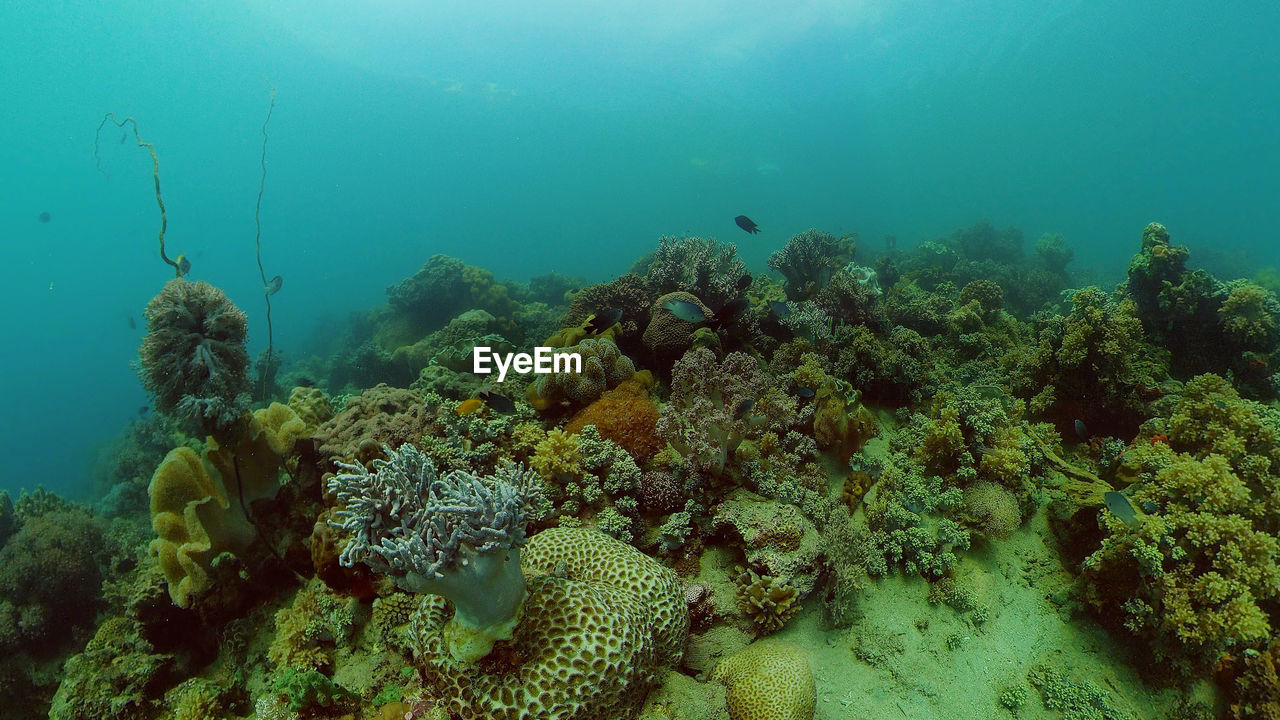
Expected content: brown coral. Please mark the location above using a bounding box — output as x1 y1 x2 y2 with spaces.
564 378 661 462
313 384 441 469
526 338 636 411
643 292 711 366
735 568 799 635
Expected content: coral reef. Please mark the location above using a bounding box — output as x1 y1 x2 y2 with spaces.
526 337 636 411
768 229 856 301
564 377 661 462
644 236 750 310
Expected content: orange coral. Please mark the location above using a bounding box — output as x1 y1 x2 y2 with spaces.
565 378 661 462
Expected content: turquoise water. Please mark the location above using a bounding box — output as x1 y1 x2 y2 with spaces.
2 0 1278 497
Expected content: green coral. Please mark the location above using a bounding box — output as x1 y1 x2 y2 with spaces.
1027 665 1132 720
271 667 355 713
1079 375 1280 678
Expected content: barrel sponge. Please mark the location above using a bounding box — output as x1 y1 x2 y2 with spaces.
710 639 815 720
416 528 689 720
522 527 688 663
148 446 254 607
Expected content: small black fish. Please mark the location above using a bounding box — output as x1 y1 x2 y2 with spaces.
265 275 283 296
663 299 706 322
138 405 150 416
796 386 816 398
734 215 760 234
127 315 136 330
296 377 316 388
769 300 790 318
1073 419 1089 441
478 391 516 414
1214 400 1227 409
38 211 51 223
713 298 749 326
586 307 623 335
733 397 754 420
1140 500 1159 513
120 131 127 145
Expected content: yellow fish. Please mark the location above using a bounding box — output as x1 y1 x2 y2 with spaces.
456 398 483 416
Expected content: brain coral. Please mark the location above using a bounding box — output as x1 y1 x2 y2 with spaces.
710 639 815 720
138 278 250 433
414 527 688 720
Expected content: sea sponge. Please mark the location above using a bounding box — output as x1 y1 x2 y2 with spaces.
710 639 815 720
526 337 636 411
565 378 661 462
414 527 689 720
138 278 250 433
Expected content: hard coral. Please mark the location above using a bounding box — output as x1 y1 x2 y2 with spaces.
138 278 250 434
710 639 815 720
526 337 636 412
768 229 855 301
643 292 712 368
414 527 688 720
644 236 750 310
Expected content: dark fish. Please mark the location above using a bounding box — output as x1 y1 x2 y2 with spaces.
265 275 283 296
478 391 516 414
127 315 136 330
120 131 127 144
734 215 760 234
733 398 754 420
663 299 706 322
586 307 623 334
769 300 790 318
1214 400 1227 409
176 254 191 276
713 298 749 326
1140 500 1159 513
736 274 753 291
796 386 816 398
138 405 149 416
38 211 51 223
1104 491 1140 527
1073 419 1088 441
296 377 316 388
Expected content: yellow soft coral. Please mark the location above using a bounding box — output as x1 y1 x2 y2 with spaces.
529 429 582 480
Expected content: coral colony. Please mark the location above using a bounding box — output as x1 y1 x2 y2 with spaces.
11 223 1280 720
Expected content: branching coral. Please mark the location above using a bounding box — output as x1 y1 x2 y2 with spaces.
768 229 855 301
644 235 750 310
328 445 538 662
138 278 250 434
656 348 796 477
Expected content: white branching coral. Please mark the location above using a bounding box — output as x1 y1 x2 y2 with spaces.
328 445 538 662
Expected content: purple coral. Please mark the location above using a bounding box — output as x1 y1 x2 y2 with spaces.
328 446 537 661
656 348 796 475
138 278 250 433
